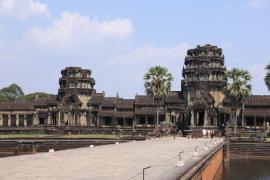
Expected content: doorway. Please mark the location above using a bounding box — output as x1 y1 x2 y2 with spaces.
198 112 204 126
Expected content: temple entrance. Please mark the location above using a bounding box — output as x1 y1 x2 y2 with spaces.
148 116 154 125
116 118 124 126
256 117 264 126
246 117 254 126
11 115 16 126
2 115 8 126
104 117 112 125
198 112 204 126
39 118 45 125
139 117 145 124
26 115 33 126
126 118 133 126
19 115 24 126
51 112 57 126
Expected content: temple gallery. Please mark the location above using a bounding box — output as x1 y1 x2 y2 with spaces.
0 44 268 131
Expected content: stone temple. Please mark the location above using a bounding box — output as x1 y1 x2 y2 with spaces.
0 44 269 132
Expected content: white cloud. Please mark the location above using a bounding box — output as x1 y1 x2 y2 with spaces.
111 43 188 65
0 0 50 20
1 12 188 97
248 0 269 8
23 12 134 49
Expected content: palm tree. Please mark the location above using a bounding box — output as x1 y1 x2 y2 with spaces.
225 68 252 133
144 66 173 133
264 64 270 90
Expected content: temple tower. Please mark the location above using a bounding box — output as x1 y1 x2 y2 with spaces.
58 67 96 108
181 44 226 127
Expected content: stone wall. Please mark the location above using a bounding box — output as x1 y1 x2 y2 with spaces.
179 144 224 180
194 146 224 180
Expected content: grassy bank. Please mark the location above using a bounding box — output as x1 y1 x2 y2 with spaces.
61 134 118 139
0 133 118 139
0 133 46 138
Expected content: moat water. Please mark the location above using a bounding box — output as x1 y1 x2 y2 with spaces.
222 158 270 180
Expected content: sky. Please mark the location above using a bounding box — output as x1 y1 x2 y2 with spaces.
0 0 270 98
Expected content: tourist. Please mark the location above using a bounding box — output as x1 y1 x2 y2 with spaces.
207 129 211 138
202 129 207 138
211 130 214 138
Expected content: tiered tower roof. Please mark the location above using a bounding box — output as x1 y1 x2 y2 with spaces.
58 67 96 98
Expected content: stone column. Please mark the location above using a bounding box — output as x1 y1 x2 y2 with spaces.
68 111 72 126
80 113 87 126
58 112 61 125
145 115 148 127
254 116 257 127
47 112 51 125
33 113 38 125
133 116 137 130
165 111 170 123
241 113 245 127
214 116 218 126
263 116 266 129
196 112 199 126
124 117 127 126
16 114 19 126
63 111 68 125
97 114 100 126
24 115 27 126
204 110 208 127
191 109 195 127
8 114 11 126
0 113 2 126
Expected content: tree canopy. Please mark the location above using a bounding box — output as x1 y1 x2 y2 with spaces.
0 84 49 102
144 66 173 103
225 68 252 103
264 64 270 91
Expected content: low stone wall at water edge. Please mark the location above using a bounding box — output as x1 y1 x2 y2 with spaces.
179 143 224 180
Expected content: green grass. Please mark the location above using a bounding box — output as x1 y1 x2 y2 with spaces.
0 133 47 138
0 133 118 139
61 134 118 139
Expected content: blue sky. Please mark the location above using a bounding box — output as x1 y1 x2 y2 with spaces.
0 0 270 98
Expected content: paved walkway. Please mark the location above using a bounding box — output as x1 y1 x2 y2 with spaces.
0 137 223 180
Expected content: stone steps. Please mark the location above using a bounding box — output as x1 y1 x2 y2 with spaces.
227 140 270 157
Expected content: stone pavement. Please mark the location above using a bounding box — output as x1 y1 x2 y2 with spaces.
0 137 223 180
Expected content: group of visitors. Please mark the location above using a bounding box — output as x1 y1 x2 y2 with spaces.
202 129 215 138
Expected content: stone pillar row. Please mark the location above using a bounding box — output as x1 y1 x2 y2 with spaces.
0 113 2 126
0 113 36 127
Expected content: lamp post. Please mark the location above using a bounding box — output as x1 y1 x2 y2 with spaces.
143 166 151 180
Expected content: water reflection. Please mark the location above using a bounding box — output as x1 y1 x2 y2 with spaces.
222 158 270 180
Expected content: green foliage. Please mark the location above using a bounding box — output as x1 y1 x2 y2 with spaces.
0 83 24 101
22 92 50 102
0 92 10 102
264 64 270 91
0 84 49 102
225 68 252 105
225 68 252 133
144 66 173 103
